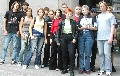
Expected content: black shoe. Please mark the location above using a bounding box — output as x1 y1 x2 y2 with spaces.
112 66 116 72
91 67 96 72
61 70 68 74
0 61 4 65
70 71 74 76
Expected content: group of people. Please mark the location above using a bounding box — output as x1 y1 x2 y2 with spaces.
0 1 118 76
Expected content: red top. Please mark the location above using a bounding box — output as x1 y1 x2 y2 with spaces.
50 18 62 34
73 15 80 22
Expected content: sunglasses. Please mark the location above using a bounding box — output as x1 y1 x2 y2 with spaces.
107 10 112 11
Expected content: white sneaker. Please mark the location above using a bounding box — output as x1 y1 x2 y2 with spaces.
106 72 111 76
35 65 39 69
22 65 27 69
98 71 104 75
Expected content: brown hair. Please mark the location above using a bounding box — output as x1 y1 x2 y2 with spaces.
22 2 29 6
26 8 32 17
55 9 62 17
65 8 73 14
107 6 113 11
44 7 49 11
98 1 108 9
49 10 55 14
61 3 67 7
11 1 20 12
75 5 81 8
37 8 45 15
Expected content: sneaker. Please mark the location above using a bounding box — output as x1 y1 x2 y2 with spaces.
79 70 83 74
35 65 39 69
41 64 44 68
86 71 90 74
17 63 22 66
98 71 104 75
0 61 4 65
106 72 111 76
22 65 27 69
56 68 59 71
11 60 16 65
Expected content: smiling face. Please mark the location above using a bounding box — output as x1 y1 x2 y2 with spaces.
13 3 19 10
37 8 45 18
48 11 54 19
26 8 32 17
82 8 89 16
75 6 81 15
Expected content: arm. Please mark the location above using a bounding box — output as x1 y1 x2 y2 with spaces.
29 18 34 37
19 17 25 39
44 22 47 40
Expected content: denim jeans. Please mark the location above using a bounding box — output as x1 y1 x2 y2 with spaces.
23 36 44 65
97 40 112 72
18 34 30 63
16 35 21 61
78 31 93 71
1 33 18 61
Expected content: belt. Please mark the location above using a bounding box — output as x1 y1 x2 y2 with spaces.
62 33 72 35
83 29 89 32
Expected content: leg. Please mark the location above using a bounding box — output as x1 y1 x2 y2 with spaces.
104 41 112 72
58 45 63 70
85 35 93 71
34 37 44 65
49 39 57 70
11 34 18 61
43 36 50 66
1 34 11 61
97 40 105 72
78 36 85 71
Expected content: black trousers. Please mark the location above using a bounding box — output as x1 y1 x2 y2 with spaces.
90 40 97 68
49 35 63 70
60 35 75 71
43 36 50 66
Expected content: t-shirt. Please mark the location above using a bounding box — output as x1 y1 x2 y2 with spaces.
96 13 116 40
4 11 21 33
63 19 72 33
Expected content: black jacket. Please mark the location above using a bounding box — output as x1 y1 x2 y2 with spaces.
55 19 78 43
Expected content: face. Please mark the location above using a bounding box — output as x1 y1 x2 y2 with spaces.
82 8 89 16
66 12 73 19
107 8 112 13
99 3 107 11
55 10 61 17
62 5 67 12
14 3 19 10
45 10 49 15
75 6 81 14
22 5 28 10
90 11 97 17
48 11 54 19
38 10 44 17
26 9 32 16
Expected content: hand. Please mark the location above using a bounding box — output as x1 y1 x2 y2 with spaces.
72 39 76 43
50 39 52 44
21 34 25 40
44 39 47 44
31 36 35 40
57 43 60 46
4 31 8 36
108 38 112 44
16 31 19 37
83 25 88 29
113 38 117 44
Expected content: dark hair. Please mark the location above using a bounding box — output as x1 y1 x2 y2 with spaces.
61 3 67 7
55 9 62 18
44 7 49 11
22 2 29 6
11 1 20 12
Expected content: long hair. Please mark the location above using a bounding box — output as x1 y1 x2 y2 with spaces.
55 9 62 18
11 1 20 12
26 8 33 17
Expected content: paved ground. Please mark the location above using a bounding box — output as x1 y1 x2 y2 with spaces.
0 51 120 76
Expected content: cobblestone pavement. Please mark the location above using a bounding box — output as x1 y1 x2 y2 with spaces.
0 52 120 76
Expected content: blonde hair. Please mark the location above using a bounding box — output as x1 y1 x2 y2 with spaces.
107 6 113 11
37 8 45 15
98 1 108 9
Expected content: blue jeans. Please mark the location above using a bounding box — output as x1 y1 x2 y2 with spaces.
78 31 93 71
1 33 18 61
18 35 30 63
16 35 21 61
97 40 112 72
23 36 44 65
